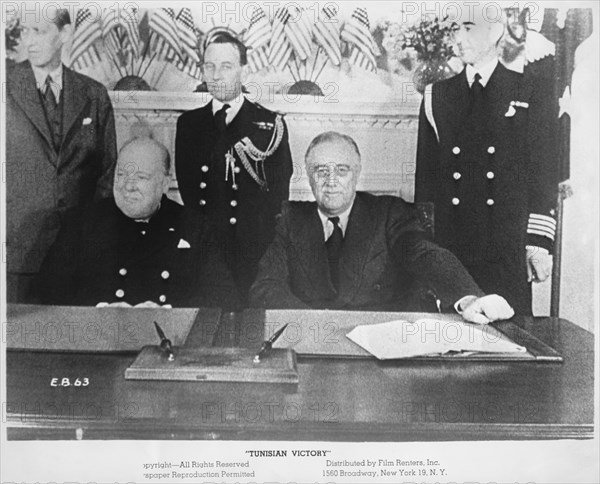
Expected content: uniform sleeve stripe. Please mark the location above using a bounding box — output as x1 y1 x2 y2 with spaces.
529 219 557 229
529 214 557 226
527 228 555 240
528 221 556 232
527 228 554 240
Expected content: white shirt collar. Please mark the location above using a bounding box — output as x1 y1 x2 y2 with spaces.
32 63 63 102
466 58 498 88
212 95 245 125
318 200 355 241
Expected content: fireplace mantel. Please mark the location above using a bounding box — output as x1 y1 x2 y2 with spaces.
111 91 421 202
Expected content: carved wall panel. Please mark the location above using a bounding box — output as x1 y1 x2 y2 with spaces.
112 92 420 202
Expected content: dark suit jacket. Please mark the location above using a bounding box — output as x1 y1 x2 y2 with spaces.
37 197 239 309
6 61 117 278
250 192 484 311
175 98 293 300
415 63 559 314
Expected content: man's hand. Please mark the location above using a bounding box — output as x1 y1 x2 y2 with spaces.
526 245 553 283
458 294 515 324
96 301 132 308
134 300 161 308
134 301 172 308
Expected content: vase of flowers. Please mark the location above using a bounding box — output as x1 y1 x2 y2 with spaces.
401 15 459 93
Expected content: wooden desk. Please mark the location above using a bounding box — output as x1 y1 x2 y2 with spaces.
4 307 594 441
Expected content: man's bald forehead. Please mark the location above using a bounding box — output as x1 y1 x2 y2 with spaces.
119 137 170 173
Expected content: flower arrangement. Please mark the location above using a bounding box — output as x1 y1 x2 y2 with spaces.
400 15 459 62
5 17 22 54
372 20 413 74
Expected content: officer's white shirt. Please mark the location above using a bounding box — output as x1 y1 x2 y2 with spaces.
465 58 498 88
212 95 245 125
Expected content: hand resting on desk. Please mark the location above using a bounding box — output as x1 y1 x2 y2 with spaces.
96 301 173 309
457 294 515 324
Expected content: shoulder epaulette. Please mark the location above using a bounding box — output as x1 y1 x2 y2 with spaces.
254 101 286 117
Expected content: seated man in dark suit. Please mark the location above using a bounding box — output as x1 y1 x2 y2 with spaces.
37 137 238 309
250 132 514 324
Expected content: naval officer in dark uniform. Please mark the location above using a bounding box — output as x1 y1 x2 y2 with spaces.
415 11 558 315
175 32 293 302
37 138 238 309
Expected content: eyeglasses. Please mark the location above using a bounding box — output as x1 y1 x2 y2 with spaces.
310 164 353 179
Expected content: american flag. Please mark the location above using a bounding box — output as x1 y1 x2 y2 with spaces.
268 8 293 71
175 9 200 63
283 4 313 61
341 7 377 72
313 4 341 66
148 8 183 61
70 8 102 70
101 7 121 59
119 4 140 58
244 6 271 73
171 8 201 78
101 6 140 60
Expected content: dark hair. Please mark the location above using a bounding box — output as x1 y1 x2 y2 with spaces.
204 32 248 66
51 8 71 29
305 131 362 162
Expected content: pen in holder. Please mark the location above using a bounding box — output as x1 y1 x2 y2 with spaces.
154 321 175 361
254 323 289 364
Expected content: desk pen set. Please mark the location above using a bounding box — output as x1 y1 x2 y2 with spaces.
125 322 299 384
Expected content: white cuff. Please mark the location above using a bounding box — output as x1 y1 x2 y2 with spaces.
526 245 550 255
454 295 478 314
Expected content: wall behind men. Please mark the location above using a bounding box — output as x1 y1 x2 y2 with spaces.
112 91 421 202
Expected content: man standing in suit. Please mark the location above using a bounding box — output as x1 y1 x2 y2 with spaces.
175 32 293 303
251 132 514 324
37 138 238 309
415 10 558 315
5 7 117 302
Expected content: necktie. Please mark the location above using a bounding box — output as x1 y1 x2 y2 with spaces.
213 103 231 164
470 72 483 112
43 75 61 151
44 75 58 109
214 103 230 133
326 216 344 291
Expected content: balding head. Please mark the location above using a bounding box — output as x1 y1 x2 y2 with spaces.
113 138 171 219
118 137 171 174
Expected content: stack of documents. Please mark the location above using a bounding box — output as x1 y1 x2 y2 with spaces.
346 319 526 359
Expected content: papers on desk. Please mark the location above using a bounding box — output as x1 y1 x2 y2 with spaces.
346 319 526 359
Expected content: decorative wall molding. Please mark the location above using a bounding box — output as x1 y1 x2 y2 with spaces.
112 92 421 202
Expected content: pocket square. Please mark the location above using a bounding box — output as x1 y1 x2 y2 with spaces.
177 238 191 249
82 117 92 125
